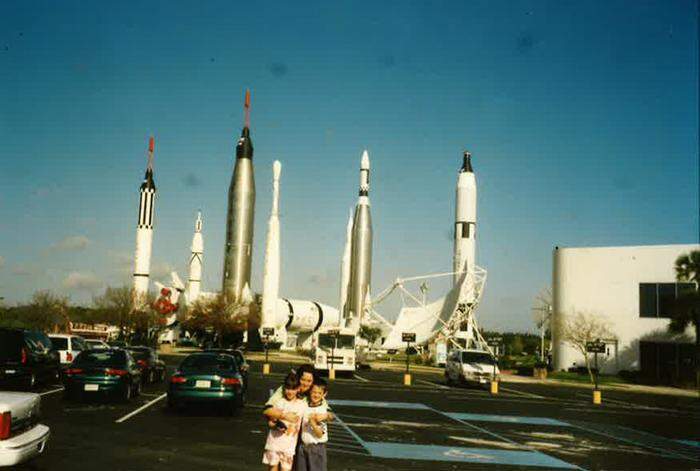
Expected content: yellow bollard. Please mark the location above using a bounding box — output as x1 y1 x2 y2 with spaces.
263 363 270 375
329 368 336 381
404 373 412 386
490 380 499 395
592 389 602 405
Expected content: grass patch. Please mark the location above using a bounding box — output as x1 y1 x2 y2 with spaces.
548 371 633 385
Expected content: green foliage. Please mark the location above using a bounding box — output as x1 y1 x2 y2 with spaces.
181 293 248 346
0 291 70 332
358 324 382 345
668 250 700 335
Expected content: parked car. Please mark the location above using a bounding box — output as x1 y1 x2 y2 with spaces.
85 339 111 350
107 340 128 349
0 328 60 390
125 347 166 384
62 349 141 402
48 334 89 368
168 353 245 413
445 349 499 387
204 348 249 391
0 392 50 467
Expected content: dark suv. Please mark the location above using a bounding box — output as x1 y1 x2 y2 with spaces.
0 328 61 390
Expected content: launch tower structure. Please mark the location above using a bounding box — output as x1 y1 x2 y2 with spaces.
187 211 204 303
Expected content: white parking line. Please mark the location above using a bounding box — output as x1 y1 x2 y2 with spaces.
416 379 449 390
499 386 545 399
115 393 167 424
353 374 369 383
39 387 65 396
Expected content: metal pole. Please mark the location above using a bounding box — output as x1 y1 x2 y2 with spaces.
265 336 269 364
594 352 598 390
406 342 410 374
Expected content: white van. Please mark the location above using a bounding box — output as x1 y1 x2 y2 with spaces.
48 334 88 367
0 392 50 466
445 349 499 386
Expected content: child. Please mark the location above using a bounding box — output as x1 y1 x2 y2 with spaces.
296 378 329 471
262 372 307 471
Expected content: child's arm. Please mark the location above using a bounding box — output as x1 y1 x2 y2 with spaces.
309 414 325 439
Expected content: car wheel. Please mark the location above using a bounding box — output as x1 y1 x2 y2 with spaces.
148 371 155 384
134 381 142 397
445 372 453 386
159 370 165 382
236 390 246 408
26 373 37 390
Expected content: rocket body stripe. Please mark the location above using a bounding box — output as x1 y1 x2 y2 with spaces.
453 152 477 289
222 94 256 302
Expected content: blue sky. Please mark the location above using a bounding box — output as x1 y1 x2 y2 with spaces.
0 0 697 332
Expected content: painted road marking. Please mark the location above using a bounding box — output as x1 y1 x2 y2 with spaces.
499 386 545 399
445 413 570 427
353 374 369 382
39 387 65 396
417 379 449 390
329 399 431 410
676 440 700 448
115 393 167 424
363 442 579 468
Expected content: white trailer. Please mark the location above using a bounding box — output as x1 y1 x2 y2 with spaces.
314 327 357 373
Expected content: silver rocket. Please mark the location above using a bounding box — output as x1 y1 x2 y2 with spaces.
222 90 256 302
187 211 203 303
261 161 281 331
453 151 477 292
344 150 373 331
133 136 156 303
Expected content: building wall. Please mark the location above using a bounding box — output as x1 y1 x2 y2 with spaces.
552 244 698 374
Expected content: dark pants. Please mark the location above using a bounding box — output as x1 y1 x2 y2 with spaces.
294 443 327 471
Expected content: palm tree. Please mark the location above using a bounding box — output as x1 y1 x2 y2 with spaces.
669 250 700 388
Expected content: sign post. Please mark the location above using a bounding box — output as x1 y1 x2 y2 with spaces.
487 336 502 395
402 333 416 386
586 339 606 404
327 329 339 381
262 327 275 375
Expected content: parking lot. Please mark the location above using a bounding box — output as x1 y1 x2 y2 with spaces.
14 353 700 470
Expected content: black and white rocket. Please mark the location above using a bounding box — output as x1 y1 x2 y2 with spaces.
187 211 203 303
222 90 256 303
344 150 373 331
453 151 477 298
133 136 156 301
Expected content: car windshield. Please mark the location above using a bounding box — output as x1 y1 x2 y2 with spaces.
74 350 127 368
319 334 355 349
127 350 149 361
50 337 68 350
181 354 237 372
461 352 495 364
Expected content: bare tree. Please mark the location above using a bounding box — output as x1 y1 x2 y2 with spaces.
560 311 615 384
19 290 71 332
531 287 552 363
182 293 247 347
93 286 136 339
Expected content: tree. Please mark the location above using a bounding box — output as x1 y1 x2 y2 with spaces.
560 311 615 384
181 293 247 347
93 286 138 339
669 250 700 387
359 324 382 346
532 287 553 362
25 290 71 332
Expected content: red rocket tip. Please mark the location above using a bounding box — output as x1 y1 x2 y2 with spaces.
244 89 251 128
245 89 250 109
148 136 155 153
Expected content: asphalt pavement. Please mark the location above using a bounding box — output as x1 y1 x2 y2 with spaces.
11 353 700 471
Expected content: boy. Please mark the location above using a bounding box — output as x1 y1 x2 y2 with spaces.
296 378 329 471
263 372 307 471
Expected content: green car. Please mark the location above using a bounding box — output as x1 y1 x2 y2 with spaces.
168 353 245 413
62 349 142 402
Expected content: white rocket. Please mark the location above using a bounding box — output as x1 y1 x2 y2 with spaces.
453 151 477 292
339 210 353 318
261 161 282 331
133 136 156 302
344 150 373 331
187 211 204 303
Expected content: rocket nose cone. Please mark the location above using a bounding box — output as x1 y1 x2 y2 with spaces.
273 160 282 179
361 150 370 169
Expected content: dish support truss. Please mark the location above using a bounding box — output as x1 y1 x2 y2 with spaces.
369 265 492 353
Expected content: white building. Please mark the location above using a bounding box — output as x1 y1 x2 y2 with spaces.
552 244 698 377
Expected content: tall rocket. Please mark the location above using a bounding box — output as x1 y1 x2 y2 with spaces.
260 161 281 331
187 211 204 303
339 210 353 318
133 136 156 301
453 151 477 288
222 90 256 302
344 150 373 331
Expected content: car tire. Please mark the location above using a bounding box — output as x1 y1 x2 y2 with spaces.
149 370 155 384
159 370 165 382
445 373 453 386
134 381 141 397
